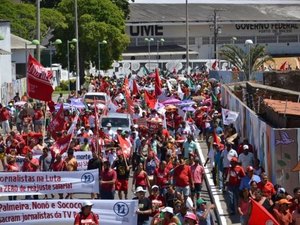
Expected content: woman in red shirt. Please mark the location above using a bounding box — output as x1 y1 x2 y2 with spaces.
74 200 99 225
154 161 169 194
132 162 150 192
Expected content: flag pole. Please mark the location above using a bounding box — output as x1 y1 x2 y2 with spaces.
42 101 48 145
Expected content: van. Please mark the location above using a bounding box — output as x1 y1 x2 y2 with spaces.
100 113 133 132
83 92 109 105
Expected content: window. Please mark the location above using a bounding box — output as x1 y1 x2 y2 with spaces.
278 35 298 43
257 36 277 43
202 37 210 44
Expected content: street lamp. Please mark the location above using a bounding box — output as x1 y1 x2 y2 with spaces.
49 39 62 70
145 37 154 71
156 38 165 68
232 37 237 45
25 39 40 75
245 39 253 80
98 40 107 73
67 38 77 93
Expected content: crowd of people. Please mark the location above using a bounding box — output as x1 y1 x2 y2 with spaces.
0 70 299 225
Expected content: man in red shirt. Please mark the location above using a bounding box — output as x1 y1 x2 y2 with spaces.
257 173 276 199
22 151 39 200
226 157 245 215
173 155 194 200
100 160 116 199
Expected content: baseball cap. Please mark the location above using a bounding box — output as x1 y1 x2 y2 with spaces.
82 200 93 207
106 123 112 127
196 198 207 206
151 185 159 190
117 127 123 131
231 157 238 162
184 212 197 221
277 199 292 205
161 206 174 214
246 166 254 172
243 145 249 150
135 186 146 193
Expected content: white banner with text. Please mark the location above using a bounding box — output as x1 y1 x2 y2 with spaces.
0 169 99 196
0 199 138 225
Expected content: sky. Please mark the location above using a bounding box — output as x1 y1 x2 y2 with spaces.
132 0 300 4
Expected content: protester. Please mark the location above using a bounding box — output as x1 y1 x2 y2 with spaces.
134 186 152 225
74 200 99 225
100 159 116 199
196 198 215 225
87 151 102 199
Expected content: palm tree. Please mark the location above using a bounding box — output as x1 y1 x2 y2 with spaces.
219 44 273 80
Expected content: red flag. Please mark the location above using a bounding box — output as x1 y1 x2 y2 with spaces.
248 199 279 225
117 134 131 158
27 54 54 101
212 60 218 70
132 79 139 96
48 104 65 139
154 68 162 96
144 90 157 109
279 61 287 71
213 130 221 146
51 134 72 156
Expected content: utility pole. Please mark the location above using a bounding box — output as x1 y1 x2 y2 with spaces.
213 9 218 60
185 0 189 75
75 0 80 91
36 0 41 62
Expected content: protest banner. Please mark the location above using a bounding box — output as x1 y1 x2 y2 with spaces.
0 169 99 196
0 199 138 225
16 151 93 171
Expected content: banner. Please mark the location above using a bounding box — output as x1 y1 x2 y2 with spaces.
221 108 239 125
16 151 93 171
27 54 54 101
0 169 99 196
0 199 138 225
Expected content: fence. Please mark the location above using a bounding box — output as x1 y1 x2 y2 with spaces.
1 78 27 106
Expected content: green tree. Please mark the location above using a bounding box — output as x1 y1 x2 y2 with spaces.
219 44 273 80
0 0 65 40
111 0 135 19
53 0 129 82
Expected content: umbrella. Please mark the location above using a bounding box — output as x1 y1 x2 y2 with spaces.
162 98 181 105
177 100 196 107
182 106 195 112
14 101 27 107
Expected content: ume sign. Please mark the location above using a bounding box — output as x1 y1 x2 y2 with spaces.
130 25 163 36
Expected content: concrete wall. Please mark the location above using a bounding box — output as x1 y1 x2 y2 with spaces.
222 84 300 194
264 71 300 92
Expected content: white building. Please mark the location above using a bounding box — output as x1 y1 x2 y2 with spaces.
124 3 300 61
0 20 12 84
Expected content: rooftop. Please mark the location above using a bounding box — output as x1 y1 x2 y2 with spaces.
128 4 300 23
263 99 300 116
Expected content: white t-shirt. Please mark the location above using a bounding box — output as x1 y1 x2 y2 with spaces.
222 148 238 168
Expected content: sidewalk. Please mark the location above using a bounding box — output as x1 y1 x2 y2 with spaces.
198 140 241 225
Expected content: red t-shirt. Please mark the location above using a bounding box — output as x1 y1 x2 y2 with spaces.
166 161 173 172
149 194 165 217
154 168 169 187
173 164 192 187
19 146 31 156
74 212 99 225
257 181 276 198
52 160 66 171
101 169 116 191
6 163 19 172
22 158 39 172
0 108 10 121
34 110 43 120
228 165 245 186
134 171 148 187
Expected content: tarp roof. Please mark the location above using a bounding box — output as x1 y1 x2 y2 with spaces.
263 99 300 116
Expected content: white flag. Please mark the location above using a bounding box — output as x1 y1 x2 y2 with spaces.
222 108 239 125
177 84 184 100
67 113 79 135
